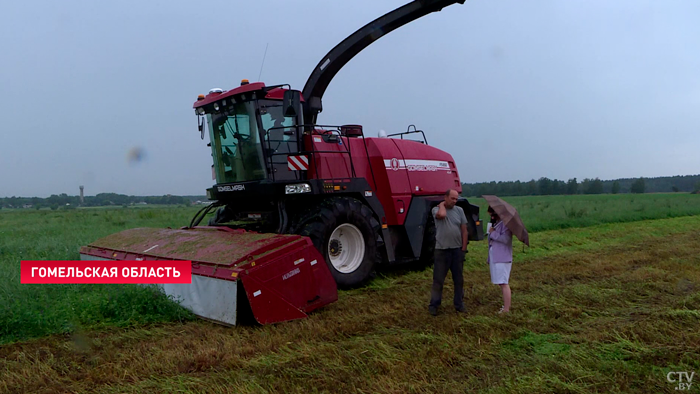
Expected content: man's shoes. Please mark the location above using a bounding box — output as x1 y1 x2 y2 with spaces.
455 305 467 313
429 306 438 316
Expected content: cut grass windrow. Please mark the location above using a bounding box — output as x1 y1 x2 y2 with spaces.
1 215 698 393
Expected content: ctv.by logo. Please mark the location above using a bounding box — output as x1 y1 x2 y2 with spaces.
667 371 694 391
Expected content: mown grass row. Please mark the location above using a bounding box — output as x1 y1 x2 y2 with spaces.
1 193 699 345
1 215 698 393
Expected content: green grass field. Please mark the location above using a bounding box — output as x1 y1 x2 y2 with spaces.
1 194 699 393
0 206 202 344
468 193 700 232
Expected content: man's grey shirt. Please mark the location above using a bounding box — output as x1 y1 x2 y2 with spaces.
431 205 467 249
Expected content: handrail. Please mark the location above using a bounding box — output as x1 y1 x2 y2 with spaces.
263 123 382 183
387 124 429 144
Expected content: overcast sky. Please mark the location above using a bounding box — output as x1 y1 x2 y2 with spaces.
1 0 698 198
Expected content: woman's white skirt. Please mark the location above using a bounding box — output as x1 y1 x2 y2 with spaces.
489 247 512 284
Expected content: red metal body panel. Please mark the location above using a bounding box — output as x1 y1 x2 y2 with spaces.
241 243 336 324
240 274 308 323
305 133 358 180
79 226 337 325
264 87 305 101
391 138 462 195
366 138 412 225
304 133 461 226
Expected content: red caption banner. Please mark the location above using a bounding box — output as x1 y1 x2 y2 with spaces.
20 261 192 284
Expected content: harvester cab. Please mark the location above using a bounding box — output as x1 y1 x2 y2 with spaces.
80 0 484 327
194 82 305 189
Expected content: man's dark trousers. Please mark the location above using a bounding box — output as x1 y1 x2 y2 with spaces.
429 248 465 309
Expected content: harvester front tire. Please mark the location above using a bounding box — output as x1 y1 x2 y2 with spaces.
208 206 233 226
298 197 381 289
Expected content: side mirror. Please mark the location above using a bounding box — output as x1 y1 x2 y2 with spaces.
283 90 301 117
198 116 206 140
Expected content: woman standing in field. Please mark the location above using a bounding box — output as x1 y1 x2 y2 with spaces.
487 206 513 313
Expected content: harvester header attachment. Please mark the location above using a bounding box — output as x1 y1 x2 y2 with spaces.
80 227 338 326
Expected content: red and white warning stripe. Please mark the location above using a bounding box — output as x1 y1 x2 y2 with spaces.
288 155 309 171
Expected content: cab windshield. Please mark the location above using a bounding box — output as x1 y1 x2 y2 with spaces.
208 101 267 183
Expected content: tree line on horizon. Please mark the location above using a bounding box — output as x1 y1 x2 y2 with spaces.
462 174 700 197
0 193 208 210
2 174 700 210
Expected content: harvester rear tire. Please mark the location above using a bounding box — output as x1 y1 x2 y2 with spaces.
298 197 382 289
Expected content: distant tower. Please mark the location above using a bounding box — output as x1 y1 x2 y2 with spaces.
79 185 84 204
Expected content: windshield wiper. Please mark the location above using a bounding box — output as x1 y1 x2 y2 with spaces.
231 114 246 170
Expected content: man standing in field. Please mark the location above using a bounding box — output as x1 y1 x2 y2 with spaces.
428 189 469 316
